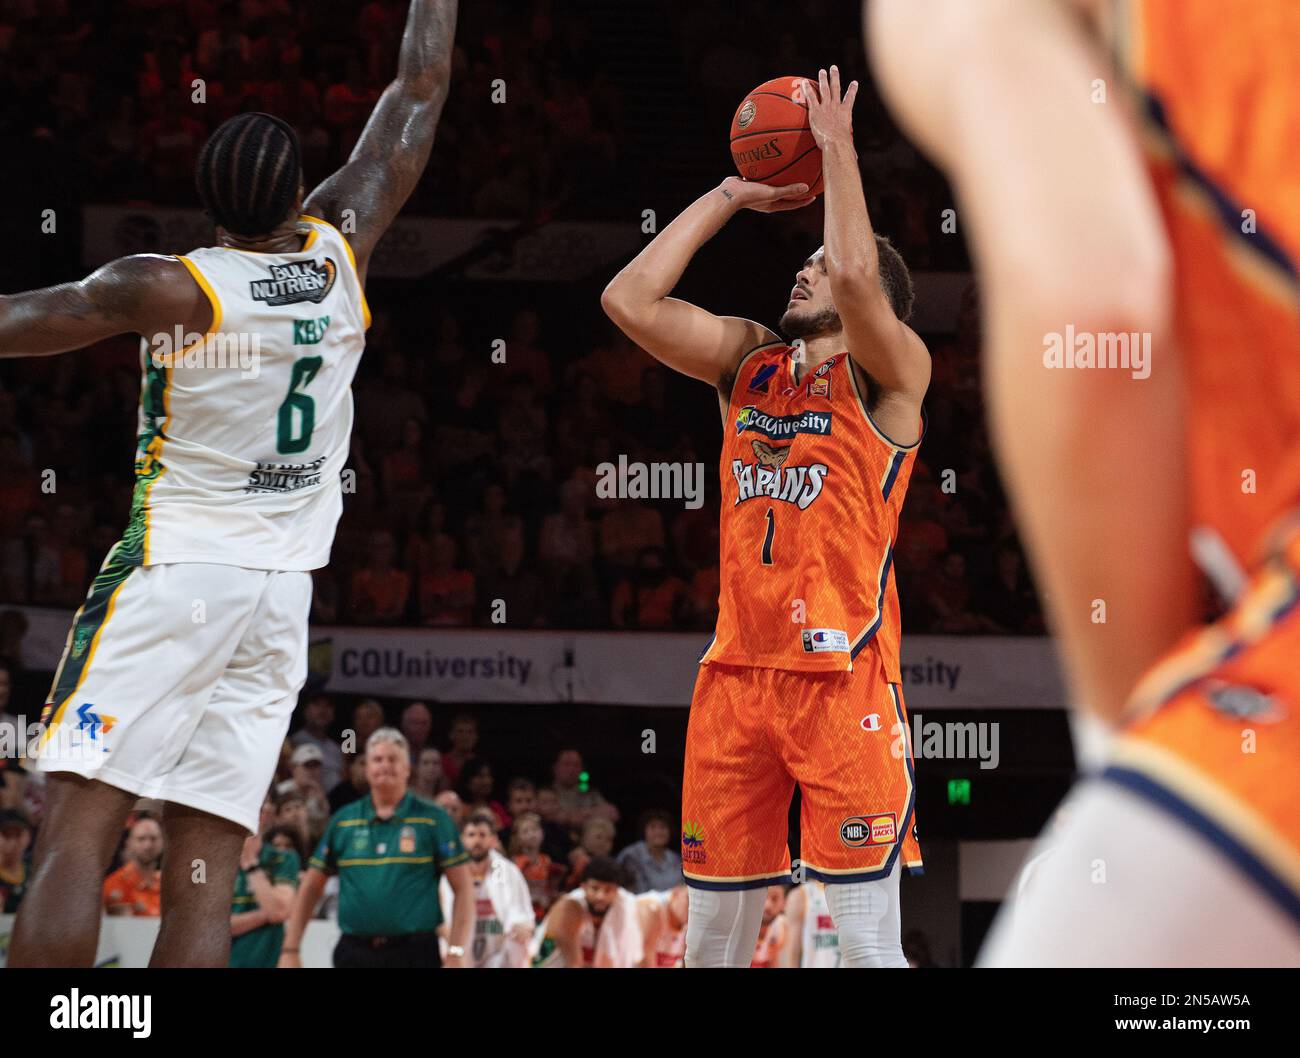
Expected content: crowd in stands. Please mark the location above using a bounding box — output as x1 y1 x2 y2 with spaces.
0 0 621 222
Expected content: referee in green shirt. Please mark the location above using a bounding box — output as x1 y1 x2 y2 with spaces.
280 728 474 968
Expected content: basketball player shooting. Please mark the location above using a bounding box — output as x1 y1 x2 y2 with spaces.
869 0 1300 963
0 0 463 968
603 66 930 968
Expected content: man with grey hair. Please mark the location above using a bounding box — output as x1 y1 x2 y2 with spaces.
280 728 474 968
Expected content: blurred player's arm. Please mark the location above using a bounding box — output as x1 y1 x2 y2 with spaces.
635 895 665 968
542 895 585 968
303 0 458 281
867 0 1197 724
443 861 474 967
601 178 810 397
805 67 929 444
0 255 207 359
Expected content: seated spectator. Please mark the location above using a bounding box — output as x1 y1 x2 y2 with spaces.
599 501 666 576
276 746 331 844
418 536 474 626
455 756 509 830
610 547 690 630
290 693 345 793
103 816 164 917
441 713 478 788
0 808 32 912
347 530 410 624
565 815 617 889
382 416 434 526
499 779 571 863
265 824 307 869
922 552 986 634
274 790 312 855
474 523 545 628
549 749 618 833
350 698 386 753
412 746 446 798
400 701 434 762
616 809 683 894
434 790 464 829
328 753 370 814
509 811 562 920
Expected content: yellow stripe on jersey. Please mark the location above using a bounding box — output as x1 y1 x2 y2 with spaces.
299 214 371 329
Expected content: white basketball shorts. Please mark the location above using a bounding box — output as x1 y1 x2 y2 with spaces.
31 554 311 834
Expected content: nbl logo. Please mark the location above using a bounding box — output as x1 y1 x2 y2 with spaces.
840 813 896 848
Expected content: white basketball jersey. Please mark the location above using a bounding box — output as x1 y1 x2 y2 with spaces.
801 882 842 968
129 215 369 571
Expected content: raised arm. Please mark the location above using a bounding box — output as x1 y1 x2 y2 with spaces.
303 0 458 280
802 67 929 441
600 177 811 403
0 255 207 360
866 0 1195 724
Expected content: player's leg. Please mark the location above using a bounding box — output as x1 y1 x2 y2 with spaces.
681 663 794 967
150 568 311 966
789 664 915 967
8 773 137 966
150 801 247 967
685 887 770 968
822 862 908 968
979 777 1300 966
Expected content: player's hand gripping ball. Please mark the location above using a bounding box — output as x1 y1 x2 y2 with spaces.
729 75 824 197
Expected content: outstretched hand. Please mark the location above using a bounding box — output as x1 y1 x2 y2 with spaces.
719 175 815 213
800 66 858 151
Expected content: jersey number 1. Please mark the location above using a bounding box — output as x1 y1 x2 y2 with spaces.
761 506 775 565
277 356 323 454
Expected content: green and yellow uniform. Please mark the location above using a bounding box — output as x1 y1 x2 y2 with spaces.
230 845 301 968
309 790 467 936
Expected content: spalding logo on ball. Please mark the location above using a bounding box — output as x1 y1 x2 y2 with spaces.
729 75 824 196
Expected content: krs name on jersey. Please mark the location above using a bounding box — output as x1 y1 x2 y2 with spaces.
249 259 337 306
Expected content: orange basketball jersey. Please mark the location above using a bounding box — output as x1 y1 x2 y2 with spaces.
1114 0 1300 586
700 343 922 677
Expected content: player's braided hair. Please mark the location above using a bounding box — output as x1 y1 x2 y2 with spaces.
195 112 302 237
874 233 915 322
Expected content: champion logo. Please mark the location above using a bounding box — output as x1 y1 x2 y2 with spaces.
860 713 881 732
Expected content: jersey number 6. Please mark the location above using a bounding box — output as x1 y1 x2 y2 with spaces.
277 355 323 454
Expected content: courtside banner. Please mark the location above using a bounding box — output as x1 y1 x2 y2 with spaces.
5 608 1065 708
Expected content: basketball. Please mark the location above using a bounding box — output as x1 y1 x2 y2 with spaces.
729 75 823 196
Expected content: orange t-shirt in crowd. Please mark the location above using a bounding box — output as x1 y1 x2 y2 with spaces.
102 861 162 917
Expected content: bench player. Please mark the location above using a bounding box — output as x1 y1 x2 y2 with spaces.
1 0 459 967
869 0 1300 963
603 67 929 968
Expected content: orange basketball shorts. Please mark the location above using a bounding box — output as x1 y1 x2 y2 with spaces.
681 652 922 890
1102 530 1300 924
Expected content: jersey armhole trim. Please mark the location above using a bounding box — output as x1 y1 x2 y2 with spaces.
844 357 926 451
174 255 225 347
298 214 372 330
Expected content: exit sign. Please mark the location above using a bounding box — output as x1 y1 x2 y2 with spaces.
948 778 971 805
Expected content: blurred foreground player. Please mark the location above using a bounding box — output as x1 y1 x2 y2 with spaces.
1 0 459 967
603 67 928 968
870 0 1300 963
